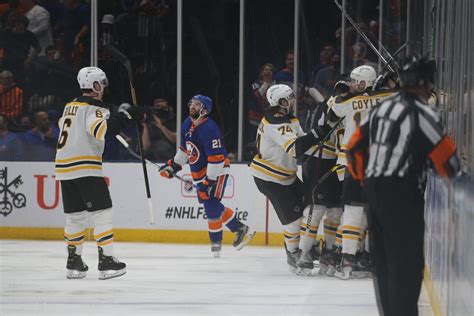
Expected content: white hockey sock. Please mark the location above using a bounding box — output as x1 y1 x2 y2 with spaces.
299 205 326 252
357 212 368 252
341 204 364 255
283 217 302 252
323 207 342 249
65 211 87 255
92 208 114 256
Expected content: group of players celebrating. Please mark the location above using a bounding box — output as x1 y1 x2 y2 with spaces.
250 64 399 279
56 62 399 280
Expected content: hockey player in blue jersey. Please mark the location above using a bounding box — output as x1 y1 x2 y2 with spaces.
159 95 256 257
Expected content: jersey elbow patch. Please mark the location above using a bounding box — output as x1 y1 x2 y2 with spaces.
91 119 106 140
283 139 296 157
428 136 458 178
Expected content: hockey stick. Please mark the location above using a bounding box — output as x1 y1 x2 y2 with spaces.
302 164 345 246
115 135 194 190
105 45 154 224
334 0 399 73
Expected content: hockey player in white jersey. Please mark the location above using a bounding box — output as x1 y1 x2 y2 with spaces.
55 67 143 280
326 65 398 279
250 84 330 272
295 81 350 276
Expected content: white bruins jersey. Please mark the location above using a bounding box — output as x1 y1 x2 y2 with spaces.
55 96 110 180
329 89 398 166
250 114 305 185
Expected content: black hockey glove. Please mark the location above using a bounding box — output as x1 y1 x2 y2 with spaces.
118 103 145 122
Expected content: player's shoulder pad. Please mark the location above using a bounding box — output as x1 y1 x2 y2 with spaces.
333 92 359 104
200 117 220 130
182 116 193 130
367 88 399 98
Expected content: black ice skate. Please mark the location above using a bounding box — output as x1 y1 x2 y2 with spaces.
309 242 321 262
319 246 341 276
233 224 256 251
66 245 88 279
211 241 222 258
284 243 301 273
334 253 368 280
98 247 126 280
356 250 373 278
295 251 314 276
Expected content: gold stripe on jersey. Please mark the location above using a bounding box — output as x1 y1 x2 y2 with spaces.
251 164 290 181
96 121 107 140
90 118 103 136
283 138 297 157
66 101 89 107
337 91 395 103
56 155 102 163
56 165 102 174
262 117 270 126
290 118 299 124
55 155 103 174
250 157 297 180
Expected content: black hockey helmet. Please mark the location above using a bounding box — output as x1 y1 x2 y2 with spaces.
399 54 436 87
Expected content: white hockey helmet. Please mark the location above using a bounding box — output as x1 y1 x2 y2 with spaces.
350 65 377 90
77 67 109 93
266 84 294 108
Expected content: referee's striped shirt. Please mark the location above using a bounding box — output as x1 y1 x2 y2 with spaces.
347 93 459 180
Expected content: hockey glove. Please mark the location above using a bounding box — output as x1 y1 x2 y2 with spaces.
196 178 216 201
118 103 145 122
159 159 182 179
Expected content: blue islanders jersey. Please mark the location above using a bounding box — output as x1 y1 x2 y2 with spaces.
175 117 229 182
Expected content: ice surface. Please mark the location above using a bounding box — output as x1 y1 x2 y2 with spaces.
0 240 434 316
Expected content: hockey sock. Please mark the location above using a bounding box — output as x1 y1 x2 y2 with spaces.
283 217 302 252
341 204 364 255
91 208 114 256
207 217 223 243
203 199 226 242
65 211 87 255
299 205 325 252
221 207 240 232
358 212 368 252
335 223 343 248
324 207 342 249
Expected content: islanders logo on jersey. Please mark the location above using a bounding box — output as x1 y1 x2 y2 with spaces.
186 141 200 164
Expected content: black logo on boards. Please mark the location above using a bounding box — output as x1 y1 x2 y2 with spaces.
0 167 27 216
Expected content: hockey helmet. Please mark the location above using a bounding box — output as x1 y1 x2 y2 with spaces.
189 95 212 113
399 55 436 87
266 84 294 108
77 67 108 93
350 65 377 90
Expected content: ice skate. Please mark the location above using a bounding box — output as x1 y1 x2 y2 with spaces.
335 253 367 280
233 224 256 250
320 246 341 277
66 245 88 279
356 250 373 278
295 251 314 276
98 247 126 280
211 241 222 258
284 243 300 273
309 243 321 262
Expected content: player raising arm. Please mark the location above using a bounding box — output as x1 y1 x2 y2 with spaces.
159 95 255 257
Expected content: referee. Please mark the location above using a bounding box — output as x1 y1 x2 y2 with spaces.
346 55 460 316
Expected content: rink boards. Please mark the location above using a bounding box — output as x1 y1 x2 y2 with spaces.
0 161 286 245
